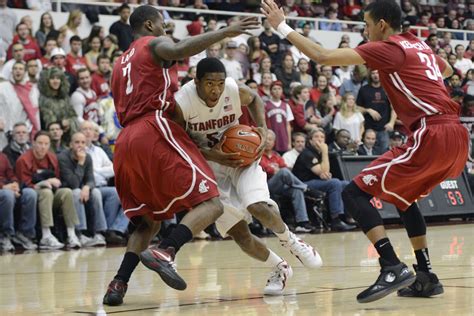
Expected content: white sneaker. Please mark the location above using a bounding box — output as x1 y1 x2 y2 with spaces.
264 260 293 296
0 236 15 252
79 235 94 247
11 233 37 250
281 232 323 268
39 235 64 250
67 235 81 248
92 234 106 246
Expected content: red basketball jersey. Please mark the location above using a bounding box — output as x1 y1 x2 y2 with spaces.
355 32 460 131
111 36 178 127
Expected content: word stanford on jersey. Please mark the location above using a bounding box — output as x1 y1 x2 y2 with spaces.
187 114 236 131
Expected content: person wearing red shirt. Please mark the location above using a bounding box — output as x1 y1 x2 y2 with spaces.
260 130 315 232
289 85 319 133
39 38 57 68
66 35 87 76
7 22 42 61
91 55 111 98
262 0 466 302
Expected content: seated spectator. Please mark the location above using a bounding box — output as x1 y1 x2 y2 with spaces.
293 129 356 231
261 130 315 233
310 75 330 103
462 69 474 95
16 131 79 250
26 59 41 84
1 43 25 81
274 54 300 97
50 47 77 93
101 35 119 59
0 152 37 251
0 63 40 148
3 122 31 169
71 68 100 124
450 20 464 40
454 44 473 77
265 81 294 154
7 22 42 61
333 93 364 143
253 57 276 84
47 121 67 154
58 132 107 247
81 121 128 244
388 131 404 150
289 85 318 133
297 58 313 87
39 38 57 68
35 12 55 49
85 36 101 73
312 93 336 136
339 65 367 99
38 67 79 144
91 55 112 99
319 9 343 31
247 36 268 80
320 65 342 90
358 129 384 156
258 71 273 102
98 97 121 148
65 36 87 77
329 129 358 156
283 132 306 170
220 41 243 81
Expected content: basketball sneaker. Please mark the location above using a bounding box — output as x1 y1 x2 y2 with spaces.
0 236 15 252
264 260 293 296
11 232 37 250
67 235 81 248
281 232 323 268
139 245 187 290
39 235 64 250
103 278 128 306
397 265 444 297
357 258 416 303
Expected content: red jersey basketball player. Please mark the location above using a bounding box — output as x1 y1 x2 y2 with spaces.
103 5 259 306
262 0 468 303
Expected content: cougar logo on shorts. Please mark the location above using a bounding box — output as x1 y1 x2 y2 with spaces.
362 174 378 186
199 179 209 193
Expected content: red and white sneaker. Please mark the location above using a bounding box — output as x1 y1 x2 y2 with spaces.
264 260 293 296
139 245 187 290
281 232 323 268
103 278 128 306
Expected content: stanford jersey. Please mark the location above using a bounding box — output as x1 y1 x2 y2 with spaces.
111 36 178 127
175 77 242 150
355 32 459 131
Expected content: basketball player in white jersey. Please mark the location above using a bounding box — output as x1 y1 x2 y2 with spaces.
173 58 322 295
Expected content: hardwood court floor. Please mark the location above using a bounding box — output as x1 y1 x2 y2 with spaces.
0 224 473 316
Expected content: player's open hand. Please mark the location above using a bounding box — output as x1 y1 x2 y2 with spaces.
223 17 260 37
252 127 267 160
209 137 245 168
260 0 286 30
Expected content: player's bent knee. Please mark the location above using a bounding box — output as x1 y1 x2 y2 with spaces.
397 205 426 238
227 223 253 246
342 182 362 221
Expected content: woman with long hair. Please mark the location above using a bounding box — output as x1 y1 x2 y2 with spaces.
83 25 105 54
297 58 312 87
247 36 268 80
257 71 274 103
333 93 365 143
289 85 318 132
101 35 119 58
60 10 82 53
85 36 101 73
306 92 336 136
310 75 329 103
35 12 56 49
253 56 276 84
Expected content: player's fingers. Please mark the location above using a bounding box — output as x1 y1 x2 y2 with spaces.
260 1 271 13
260 8 269 17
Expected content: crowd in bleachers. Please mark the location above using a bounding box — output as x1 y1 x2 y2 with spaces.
0 0 473 251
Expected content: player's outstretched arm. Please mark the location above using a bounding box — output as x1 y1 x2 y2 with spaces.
260 0 365 66
149 17 260 62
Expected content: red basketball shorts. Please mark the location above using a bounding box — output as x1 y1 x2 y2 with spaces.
354 115 469 211
114 110 219 221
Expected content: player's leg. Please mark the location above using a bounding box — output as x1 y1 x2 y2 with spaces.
227 220 292 295
139 197 223 290
247 201 322 268
103 215 161 306
396 203 443 297
342 181 416 303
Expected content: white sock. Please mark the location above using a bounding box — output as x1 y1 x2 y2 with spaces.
274 225 290 242
265 250 284 267
67 227 77 238
41 227 52 239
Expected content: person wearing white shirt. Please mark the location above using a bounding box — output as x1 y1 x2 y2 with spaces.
81 121 128 244
454 44 473 76
220 41 243 81
282 132 306 170
71 69 100 125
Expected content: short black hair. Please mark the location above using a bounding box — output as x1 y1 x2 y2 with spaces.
34 130 50 141
365 0 402 31
118 3 130 13
245 79 257 86
97 54 111 64
70 35 82 44
196 57 226 80
427 34 437 41
129 5 160 32
47 121 63 130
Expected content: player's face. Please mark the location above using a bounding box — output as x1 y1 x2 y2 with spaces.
196 72 226 107
364 12 384 42
147 13 165 37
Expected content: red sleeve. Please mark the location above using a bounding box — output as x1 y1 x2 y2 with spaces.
15 158 34 188
0 154 17 187
259 154 274 175
6 44 13 61
354 41 406 72
276 154 287 168
435 54 446 74
291 103 306 130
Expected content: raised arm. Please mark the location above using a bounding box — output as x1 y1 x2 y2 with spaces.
260 0 365 66
149 17 259 62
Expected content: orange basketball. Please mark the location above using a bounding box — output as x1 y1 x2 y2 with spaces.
222 124 261 166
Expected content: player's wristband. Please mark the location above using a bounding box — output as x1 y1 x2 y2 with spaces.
277 21 294 38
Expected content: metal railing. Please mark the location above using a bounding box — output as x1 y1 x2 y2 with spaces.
51 0 474 40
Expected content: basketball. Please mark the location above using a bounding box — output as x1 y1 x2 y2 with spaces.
222 124 261 166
